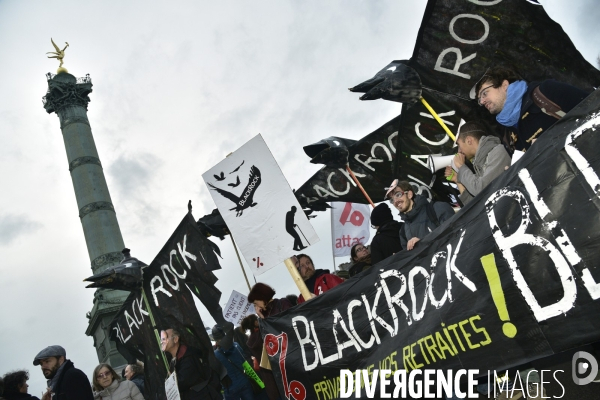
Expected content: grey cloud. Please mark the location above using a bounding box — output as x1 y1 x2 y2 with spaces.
0 214 42 245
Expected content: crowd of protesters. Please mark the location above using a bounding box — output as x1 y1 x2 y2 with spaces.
3 66 594 400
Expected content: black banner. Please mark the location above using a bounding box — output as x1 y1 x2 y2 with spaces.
110 213 225 400
263 90 600 399
295 115 401 209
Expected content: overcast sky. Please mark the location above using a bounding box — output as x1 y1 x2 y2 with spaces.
0 0 598 396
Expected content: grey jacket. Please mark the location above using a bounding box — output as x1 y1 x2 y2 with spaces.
457 136 511 205
400 195 455 249
93 379 144 400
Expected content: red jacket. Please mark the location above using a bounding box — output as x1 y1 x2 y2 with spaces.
298 270 344 303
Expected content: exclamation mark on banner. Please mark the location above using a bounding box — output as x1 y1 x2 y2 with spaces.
480 253 518 338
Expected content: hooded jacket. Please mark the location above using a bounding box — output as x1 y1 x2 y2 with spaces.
370 220 403 265
457 135 511 205
93 379 144 400
399 195 454 249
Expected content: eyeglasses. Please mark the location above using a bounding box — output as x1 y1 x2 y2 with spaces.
160 337 171 343
387 190 405 203
355 247 368 253
97 372 112 379
477 84 494 105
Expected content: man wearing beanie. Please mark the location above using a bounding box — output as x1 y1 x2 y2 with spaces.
370 203 404 264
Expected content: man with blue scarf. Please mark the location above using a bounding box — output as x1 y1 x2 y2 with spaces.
475 66 589 151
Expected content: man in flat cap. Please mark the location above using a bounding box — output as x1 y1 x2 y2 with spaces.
33 345 93 400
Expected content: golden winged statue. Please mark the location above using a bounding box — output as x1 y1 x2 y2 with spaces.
47 38 69 71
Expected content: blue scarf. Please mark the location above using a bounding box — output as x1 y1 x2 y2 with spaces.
496 80 527 127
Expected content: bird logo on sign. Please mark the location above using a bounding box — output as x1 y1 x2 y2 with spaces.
208 165 262 217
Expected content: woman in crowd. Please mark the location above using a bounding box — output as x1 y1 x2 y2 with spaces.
1 370 39 400
246 283 293 400
348 243 372 277
92 364 144 400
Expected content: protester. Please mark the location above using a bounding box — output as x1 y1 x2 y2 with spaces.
285 294 298 306
247 284 293 400
296 254 344 303
233 325 252 363
247 283 293 319
160 328 224 399
1 370 39 400
33 345 93 400
475 66 589 151
91 364 143 400
212 325 266 400
348 244 372 277
444 121 511 205
123 363 145 399
369 203 403 264
386 180 455 250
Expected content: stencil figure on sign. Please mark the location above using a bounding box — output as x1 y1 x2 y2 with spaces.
286 206 307 251
208 165 262 217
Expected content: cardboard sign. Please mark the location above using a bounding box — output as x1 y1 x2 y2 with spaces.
165 371 181 400
203 134 319 275
223 290 255 325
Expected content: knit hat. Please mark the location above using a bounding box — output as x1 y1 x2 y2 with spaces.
370 203 393 227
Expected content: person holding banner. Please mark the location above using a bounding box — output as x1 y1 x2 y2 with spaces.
295 254 344 303
369 202 403 264
444 121 511 206
247 284 292 400
475 66 589 151
386 180 454 250
160 328 223 400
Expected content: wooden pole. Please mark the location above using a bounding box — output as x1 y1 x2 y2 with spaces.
419 97 456 142
230 235 253 291
345 165 375 208
283 257 312 301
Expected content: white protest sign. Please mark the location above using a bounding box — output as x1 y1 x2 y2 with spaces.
203 134 319 275
331 202 371 257
165 371 181 400
223 290 255 325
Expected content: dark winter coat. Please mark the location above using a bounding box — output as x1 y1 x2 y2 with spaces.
349 254 372 278
370 220 403 265
3 393 40 400
457 135 511 205
399 195 455 249
297 270 344 303
169 345 222 400
128 374 145 399
507 80 589 151
214 342 254 395
50 360 94 400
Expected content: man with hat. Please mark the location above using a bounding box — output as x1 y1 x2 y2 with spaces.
369 203 403 264
33 345 93 400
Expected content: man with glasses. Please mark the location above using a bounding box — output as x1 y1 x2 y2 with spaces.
386 180 454 251
475 66 589 151
32 345 93 400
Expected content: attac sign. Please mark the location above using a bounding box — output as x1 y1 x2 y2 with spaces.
262 92 600 399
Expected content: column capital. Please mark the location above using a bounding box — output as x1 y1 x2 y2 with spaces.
42 72 93 114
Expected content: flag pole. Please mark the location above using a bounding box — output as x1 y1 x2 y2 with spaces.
230 235 253 291
419 97 456 141
345 165 375 208
284 257 313 301
330 204 337 272
141 288 170 372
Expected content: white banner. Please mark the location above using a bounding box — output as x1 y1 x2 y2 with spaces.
331 202 370 257
223 290 255 325
203 134 319 275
